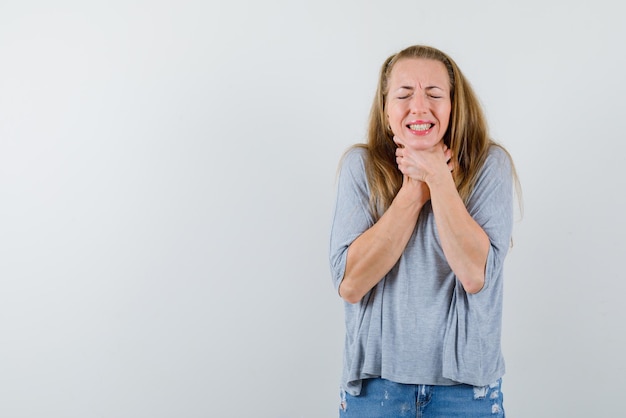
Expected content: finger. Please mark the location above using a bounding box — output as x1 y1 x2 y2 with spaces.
393 136 405 148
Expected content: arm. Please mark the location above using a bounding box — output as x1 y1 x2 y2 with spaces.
339 177 429 303
395 140 489 294
427 171 490 294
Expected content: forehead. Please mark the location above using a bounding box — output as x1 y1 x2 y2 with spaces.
388 58 450 88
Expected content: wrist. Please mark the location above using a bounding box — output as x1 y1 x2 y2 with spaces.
395 178 429 208
425 170 454 189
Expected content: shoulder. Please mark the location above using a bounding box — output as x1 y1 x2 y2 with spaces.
341 145 368 168
338 145 368 178
336 145 370 194
481 144 513 177
468 144 514 202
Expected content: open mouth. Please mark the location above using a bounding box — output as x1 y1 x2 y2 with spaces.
407 123 434 132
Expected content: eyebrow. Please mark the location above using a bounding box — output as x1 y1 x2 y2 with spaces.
396 85 446 92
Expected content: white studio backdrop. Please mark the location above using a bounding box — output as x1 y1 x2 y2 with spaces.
1 1 624 417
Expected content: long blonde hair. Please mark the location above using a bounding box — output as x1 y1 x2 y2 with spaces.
358 44 519 219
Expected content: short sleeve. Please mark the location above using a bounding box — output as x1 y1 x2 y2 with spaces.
466 146 514 292
328 147 376 293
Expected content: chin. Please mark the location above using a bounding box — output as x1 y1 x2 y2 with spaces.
405 136 441 150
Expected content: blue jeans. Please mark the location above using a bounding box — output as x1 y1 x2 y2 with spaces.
339 378 505 418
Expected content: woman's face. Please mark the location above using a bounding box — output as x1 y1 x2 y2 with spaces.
386 58 452 150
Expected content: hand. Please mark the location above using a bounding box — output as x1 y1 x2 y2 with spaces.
393 136 454 185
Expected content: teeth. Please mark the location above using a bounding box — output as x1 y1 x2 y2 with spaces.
409 123 432 131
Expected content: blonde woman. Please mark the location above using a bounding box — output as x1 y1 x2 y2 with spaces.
329 44 519 417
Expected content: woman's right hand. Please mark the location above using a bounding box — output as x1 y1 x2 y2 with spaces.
397 174 431 207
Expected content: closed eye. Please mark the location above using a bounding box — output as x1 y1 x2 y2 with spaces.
425 86 446 99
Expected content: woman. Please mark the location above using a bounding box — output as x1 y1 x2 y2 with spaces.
329 44 519 417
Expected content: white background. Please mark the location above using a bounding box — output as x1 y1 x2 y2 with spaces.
1 1 625 417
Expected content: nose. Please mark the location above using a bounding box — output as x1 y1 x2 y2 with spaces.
409 93 427 114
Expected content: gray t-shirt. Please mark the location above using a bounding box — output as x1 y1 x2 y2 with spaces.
329 145 514 396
